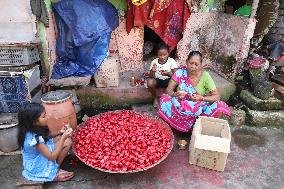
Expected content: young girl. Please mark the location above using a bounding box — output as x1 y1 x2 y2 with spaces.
147 43 178 107
18 103 74 182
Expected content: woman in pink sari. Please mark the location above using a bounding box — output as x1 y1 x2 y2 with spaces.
158 51 231 132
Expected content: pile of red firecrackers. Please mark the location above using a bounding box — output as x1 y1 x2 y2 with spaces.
134 79 145 86
73 110 173 172
247 56 267 69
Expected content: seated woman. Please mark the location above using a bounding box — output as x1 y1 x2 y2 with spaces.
158 51 231 132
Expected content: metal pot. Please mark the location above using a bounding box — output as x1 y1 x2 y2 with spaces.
0 114 19 152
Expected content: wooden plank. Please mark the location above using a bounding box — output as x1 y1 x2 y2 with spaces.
272 74 284 86
0 150 21 156
17 178 44 189
274 90 284 101
272 82 284 94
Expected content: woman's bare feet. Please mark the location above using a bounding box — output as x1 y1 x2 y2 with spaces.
153 98 159 108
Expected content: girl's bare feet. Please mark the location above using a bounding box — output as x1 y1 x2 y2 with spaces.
54 169 74 182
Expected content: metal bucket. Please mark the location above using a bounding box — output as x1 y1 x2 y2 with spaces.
0 114 19 152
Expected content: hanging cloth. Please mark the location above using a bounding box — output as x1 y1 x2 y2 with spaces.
126 0 191 51
108 0 127 10
30 0 49 27
234 4 252 17
51 0 118 79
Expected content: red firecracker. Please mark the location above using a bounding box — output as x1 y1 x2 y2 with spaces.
73 110 173 172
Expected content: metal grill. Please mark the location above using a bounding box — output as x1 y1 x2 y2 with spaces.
0 46 40 66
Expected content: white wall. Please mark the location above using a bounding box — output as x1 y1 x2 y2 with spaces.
0 0 37 44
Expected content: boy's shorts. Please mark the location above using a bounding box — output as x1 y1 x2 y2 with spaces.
155 78 170 88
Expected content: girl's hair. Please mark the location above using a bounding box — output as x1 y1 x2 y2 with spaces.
156 42 169 53
18 103 50 148
187 51 203 62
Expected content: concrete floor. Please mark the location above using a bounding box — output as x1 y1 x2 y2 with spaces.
1 106 284 189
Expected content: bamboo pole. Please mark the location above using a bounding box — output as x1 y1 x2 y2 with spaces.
251 0 260 18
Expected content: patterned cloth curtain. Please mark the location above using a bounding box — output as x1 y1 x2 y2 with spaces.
126 0 191 51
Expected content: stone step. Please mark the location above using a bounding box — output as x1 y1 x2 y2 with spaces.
240 90 284 111
228 108 246 127
208 71 236 101
246 109 284 128
48 76 91 87
76 71 236 110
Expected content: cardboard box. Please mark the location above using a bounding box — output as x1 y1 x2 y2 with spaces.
94 56 119 88
189 116 231 172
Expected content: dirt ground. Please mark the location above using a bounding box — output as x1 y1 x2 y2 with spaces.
1 105 284 189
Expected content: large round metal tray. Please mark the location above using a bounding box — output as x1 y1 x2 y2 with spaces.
72 110 174 173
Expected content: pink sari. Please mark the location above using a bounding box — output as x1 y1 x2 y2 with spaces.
158 67 231 132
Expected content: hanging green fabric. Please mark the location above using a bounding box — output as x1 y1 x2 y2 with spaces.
108 0 127 10
234 4 252 17
207 0 214 7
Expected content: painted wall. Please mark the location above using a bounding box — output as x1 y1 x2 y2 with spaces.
177 13 256 81
177 13 217 67
108 12 255 81
109 15 144 72
0 0 37 43
41 6 255 81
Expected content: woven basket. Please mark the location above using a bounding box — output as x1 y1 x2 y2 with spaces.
72 110 174 173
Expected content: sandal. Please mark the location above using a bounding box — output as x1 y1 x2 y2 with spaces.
54 169 74 182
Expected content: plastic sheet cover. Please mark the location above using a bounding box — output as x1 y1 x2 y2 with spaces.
51 0 118 79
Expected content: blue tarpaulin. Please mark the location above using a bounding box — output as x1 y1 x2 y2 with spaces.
51 0 118 79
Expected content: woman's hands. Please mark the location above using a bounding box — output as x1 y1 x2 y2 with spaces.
175 90 187 99
174 91 204 102
191 93 203 102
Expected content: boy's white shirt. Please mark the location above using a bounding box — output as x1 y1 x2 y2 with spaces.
149 58 178 80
